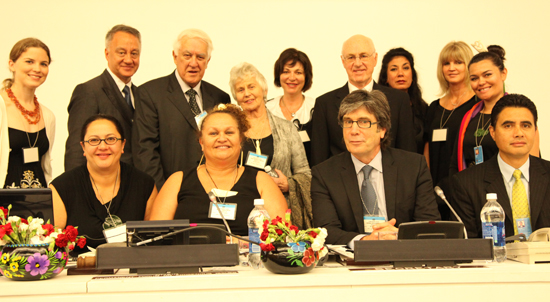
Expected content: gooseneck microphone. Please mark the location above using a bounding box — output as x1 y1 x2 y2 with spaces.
434 186 468 239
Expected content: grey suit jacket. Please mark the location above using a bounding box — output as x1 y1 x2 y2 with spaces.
450 155 550 238
310 82 416 167
133 71 230 189
311 148 440 245
65 69 136 171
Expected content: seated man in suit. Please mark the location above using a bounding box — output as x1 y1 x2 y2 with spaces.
310 34 416 167
65 24 141 171
311 90 440 247
133 28 230 189
450 94 549 239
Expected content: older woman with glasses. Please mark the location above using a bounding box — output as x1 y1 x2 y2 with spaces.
51 114 157 249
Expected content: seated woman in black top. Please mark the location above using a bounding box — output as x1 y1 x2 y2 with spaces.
51 114 157 248
149 104 287 236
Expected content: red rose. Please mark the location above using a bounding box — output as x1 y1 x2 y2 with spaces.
64 225 79 242
77 237 87 249
0 207 7 218
260 243 275 252
55 233 69 248
275 229 283 235
309 231 318 238
42 224 55 236
289 225 299 233
260 229 269 241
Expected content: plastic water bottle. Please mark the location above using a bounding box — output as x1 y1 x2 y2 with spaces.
247 199 270 269
264 166 279 178
480 193 506 262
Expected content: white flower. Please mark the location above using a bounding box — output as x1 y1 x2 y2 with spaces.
45 232 58 243
7 216 20 224
0 238 5 245
311 240 323 251
317 228 328 239
319 246 328 258
28 218 44 232
30 235 45 245
19 222 29 231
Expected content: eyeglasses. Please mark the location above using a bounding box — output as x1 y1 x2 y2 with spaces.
343 51 376 63
341 119 379 129
83 137 122 146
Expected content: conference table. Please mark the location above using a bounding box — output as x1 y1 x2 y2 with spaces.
1 259 549 301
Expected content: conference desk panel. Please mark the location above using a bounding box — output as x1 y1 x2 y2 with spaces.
1 261 549 301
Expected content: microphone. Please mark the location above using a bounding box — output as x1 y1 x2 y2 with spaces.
208 190 234 244
434 186 468 239
134 224 257 246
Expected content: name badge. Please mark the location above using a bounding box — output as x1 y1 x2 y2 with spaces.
23 147 39 164
474 146 484 164
516 217 532 238
245 151 268 169
299 130 310 142
363 215 385 234
103 223 127 243
432 129 448 142
209 202 237 220
195 111 207 129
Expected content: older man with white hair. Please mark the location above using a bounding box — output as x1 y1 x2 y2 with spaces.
134 29 230 189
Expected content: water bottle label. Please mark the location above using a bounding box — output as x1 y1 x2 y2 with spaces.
482 222 505 247
248 228 261 253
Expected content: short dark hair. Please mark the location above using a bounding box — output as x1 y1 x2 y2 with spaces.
105 24 141 48
378 47 427 121
469 45 506 72
491 94 537 128
338 90 392 150
274 48 313 92
80 114 125 141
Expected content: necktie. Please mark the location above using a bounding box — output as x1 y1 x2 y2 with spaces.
122 85 133 111
186 89 201 116
361 165 378 215
512 169 530 235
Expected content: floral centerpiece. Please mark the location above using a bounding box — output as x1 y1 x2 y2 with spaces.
259 209 328 274
0 205 86 280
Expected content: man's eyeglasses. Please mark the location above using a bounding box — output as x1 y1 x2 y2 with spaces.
343 51 376 63
83 137 122 146
341 119 379 129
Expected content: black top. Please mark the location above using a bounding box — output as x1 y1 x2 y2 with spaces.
4 128 49 188
175 167 261 236
424 96 477 187
460 113 498 169
51 162 155 248
412 104 427 155
241 135 274 169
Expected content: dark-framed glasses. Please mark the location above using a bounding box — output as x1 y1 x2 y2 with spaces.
341 119 379 129
83 137 122 146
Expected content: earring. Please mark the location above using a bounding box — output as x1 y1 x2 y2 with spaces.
197 153 204 169
503 82 506 94
240 151 243 167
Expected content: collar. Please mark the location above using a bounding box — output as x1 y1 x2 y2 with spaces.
107 68 132 92
348 80 374 93
175 70 202 98
351 149 383 175
497 152 530 182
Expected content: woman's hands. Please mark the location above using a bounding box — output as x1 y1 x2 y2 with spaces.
271 168 289 192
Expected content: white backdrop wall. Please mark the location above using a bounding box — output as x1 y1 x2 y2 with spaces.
1 0 549 180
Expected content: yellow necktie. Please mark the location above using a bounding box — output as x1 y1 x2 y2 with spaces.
512 169 530 235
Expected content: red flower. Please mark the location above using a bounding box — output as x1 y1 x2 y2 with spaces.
275 229 283 235
302 248 316 267
289 225 299 233
0 207 7 218
0 226 6 239
3 224 13 235
42 224 55 236
20 218 28 225
260 243 275 252
77 237 87 249
55 233 69 248
271 216 282 225
64 225 79 242
309 231 318 238
260 229 269 241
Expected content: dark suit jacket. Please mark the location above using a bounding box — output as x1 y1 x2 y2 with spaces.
450 155 550 238
311 148 440 245
65 69 136 171
133 71 230 189
310 82 416 167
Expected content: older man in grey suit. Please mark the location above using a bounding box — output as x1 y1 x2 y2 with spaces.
133 29 230 189
65 24 141 171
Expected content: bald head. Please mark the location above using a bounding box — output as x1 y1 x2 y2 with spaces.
341 35 378 89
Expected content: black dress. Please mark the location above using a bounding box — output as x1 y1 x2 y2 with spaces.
4 128 49 188
175 167 261 236
241 135 274 170
51 162 155 248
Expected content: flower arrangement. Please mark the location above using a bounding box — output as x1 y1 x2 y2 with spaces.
259 209 328 268
0 205 86 280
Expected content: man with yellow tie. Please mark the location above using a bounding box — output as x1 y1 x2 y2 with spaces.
450 94 550 239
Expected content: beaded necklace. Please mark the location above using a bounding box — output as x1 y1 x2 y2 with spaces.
6 88 41 125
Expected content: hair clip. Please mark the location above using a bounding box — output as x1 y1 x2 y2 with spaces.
216 103 227 110
471 41 487 53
